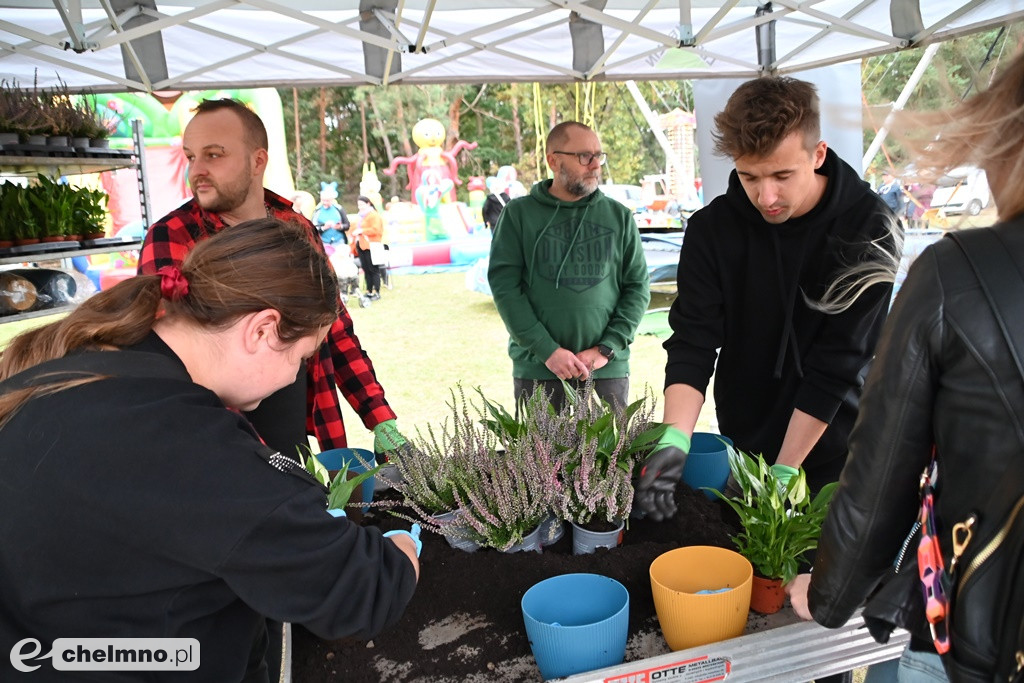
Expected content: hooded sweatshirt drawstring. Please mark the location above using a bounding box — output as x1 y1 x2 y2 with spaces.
770 228 806 379
526 203 560 288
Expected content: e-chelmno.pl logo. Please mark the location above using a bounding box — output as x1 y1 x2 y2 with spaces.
10 638 200 672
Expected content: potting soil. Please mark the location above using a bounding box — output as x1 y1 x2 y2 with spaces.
291 484 759 682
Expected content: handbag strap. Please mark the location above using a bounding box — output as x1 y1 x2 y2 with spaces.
947 228 1024 386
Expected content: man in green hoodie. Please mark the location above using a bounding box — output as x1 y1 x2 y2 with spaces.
487 121 650 411
489 121 690 524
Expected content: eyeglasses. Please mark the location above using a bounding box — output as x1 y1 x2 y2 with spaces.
552 151 607 166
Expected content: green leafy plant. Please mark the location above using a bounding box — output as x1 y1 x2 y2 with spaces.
299 448 382 513
708 449 838 584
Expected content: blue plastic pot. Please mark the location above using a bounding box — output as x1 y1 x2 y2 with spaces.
521 573 629 680
682 432 733 500
315 447 376 512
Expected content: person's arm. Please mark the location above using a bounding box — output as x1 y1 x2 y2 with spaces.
597 209 651 354
289 210 397 434
486 204 560 364
338 206 350 231
222 486 418 642
807 247 942 627
662 213 722 429
662 383 705 438
774 409 828 469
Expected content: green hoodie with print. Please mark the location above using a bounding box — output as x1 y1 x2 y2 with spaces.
487 179 650 380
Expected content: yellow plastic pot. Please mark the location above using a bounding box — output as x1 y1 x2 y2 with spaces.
649 545 752 651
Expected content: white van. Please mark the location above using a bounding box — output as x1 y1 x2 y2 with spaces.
929 166 990 216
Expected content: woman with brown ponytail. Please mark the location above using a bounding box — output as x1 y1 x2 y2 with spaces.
0 218 418 682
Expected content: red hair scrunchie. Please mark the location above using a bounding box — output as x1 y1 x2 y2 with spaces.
157 265 190 302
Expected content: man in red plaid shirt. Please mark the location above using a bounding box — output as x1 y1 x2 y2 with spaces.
139 98 405 459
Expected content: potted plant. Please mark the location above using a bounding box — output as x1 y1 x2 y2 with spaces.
708 448 837 613
391 385 560 553
299 448 381 520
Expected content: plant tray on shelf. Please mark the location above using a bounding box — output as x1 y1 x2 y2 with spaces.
0 145 133 159
0 241 77 256
81 237 141 248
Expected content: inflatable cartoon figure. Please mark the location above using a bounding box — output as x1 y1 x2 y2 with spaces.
497 165 527 199
415 167 456 240
467 176 486 228
311 182 350 245
360 163 384 212
383 118 478 203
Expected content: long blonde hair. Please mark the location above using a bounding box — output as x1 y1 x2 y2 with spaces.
892 50 1024 222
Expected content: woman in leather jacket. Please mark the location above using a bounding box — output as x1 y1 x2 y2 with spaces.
788 51 1024 682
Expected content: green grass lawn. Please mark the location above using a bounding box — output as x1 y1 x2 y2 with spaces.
335 270 717 451
0 269 715 451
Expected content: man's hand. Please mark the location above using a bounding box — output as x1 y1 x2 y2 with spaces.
373 419 408 461
575 347 608 372
634 426 690 521
545 348 590 381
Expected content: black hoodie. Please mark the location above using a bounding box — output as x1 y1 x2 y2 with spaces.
664 149 901 480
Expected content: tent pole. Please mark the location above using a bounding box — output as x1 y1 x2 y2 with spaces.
625 80 688 182
861 42 940 172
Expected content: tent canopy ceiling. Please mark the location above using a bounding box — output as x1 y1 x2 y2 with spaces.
0 1 1020 92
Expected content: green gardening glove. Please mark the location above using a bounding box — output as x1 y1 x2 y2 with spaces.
373 419 407 462
634 426 691 522
770 463 799 494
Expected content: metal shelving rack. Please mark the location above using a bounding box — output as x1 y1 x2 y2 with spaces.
0 119 150 326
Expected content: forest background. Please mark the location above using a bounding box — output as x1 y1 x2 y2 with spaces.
281 24 1023 207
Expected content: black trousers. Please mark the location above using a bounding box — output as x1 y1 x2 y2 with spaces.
513 377 630 413
356 244 381 294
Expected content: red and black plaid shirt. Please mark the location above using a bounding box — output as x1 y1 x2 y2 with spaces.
138 190 396 449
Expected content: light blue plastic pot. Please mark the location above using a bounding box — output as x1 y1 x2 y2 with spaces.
521 573 629 680
681 432 733 500
315 447 376 512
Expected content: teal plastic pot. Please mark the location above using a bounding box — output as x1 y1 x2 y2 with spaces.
521 573 629 680
682 433 733 500
316 447 376 512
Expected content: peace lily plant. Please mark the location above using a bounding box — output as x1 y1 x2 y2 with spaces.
300 448 381 515
708 448 837 584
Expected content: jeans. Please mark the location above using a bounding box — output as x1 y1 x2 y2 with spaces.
864 646 948 683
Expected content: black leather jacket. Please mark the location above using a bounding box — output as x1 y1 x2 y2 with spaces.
808 218 1024 640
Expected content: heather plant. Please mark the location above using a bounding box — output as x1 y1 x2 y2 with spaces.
390 384 566 550
526 380 667 527
387 385 487 539
449 430 559 551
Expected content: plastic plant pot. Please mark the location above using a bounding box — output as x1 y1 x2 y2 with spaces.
682 432 734 500
521 573 629 680
315 447 376 512
649 545 752 651
571 520 624 555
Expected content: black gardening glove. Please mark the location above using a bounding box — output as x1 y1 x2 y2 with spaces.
634 426 690 521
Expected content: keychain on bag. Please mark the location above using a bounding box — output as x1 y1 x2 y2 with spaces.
917 452 952 655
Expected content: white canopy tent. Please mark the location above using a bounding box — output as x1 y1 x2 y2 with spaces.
1 1 1021 93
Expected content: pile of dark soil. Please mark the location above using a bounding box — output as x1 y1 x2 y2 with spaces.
291 484 744 682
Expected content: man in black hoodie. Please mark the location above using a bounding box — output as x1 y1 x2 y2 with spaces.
662 76 903 499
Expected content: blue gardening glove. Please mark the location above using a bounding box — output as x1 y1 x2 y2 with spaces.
384 523 422 558
770 463 799 492
327 508 347 518
634 426 690 522
373 419 408 462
